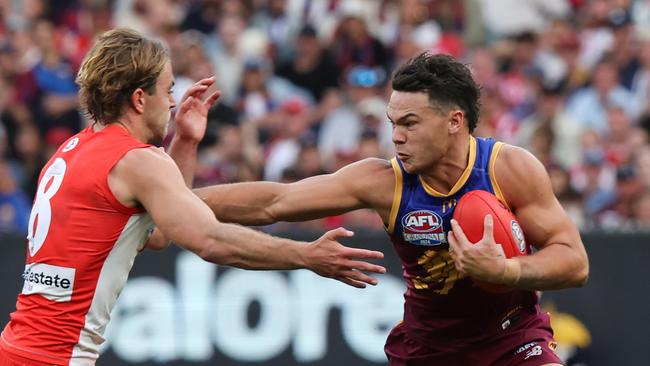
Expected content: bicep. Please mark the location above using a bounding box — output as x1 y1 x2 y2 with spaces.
496 146 582 251
119 149 218 253
141 184 217 253
513 191 580 251
271 174 365 221
270 159 393 221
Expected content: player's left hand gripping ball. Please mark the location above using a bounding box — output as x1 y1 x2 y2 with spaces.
448 190 528 292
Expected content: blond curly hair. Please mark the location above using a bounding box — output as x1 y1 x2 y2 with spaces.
76 29 168 124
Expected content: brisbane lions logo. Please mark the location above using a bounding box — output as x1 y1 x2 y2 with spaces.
402 210 447 246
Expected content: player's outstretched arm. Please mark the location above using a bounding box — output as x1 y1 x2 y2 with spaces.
495 145 588 290
110 148 386 287
194 158 395 225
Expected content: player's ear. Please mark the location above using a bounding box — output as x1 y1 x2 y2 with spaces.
448 109 464 134
130 88 146 114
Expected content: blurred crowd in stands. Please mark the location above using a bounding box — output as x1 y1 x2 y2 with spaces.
2 0 650 235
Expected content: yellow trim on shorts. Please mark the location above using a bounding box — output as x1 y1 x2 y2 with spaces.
387 158 403 234
489 142 510 209
419 136 476 197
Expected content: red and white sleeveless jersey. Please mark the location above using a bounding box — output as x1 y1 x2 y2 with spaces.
1 124 155 365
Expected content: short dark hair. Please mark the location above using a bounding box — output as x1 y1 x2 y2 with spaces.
391 53 481 133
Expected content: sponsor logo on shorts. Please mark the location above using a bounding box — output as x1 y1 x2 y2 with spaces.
402 210 446 246
510 220 526 253
501 319 511 330
22 263 75 302
514 341 544 360
524 345 543 360
514 342 537 355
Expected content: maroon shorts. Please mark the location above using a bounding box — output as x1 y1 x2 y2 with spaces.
385 312 563 366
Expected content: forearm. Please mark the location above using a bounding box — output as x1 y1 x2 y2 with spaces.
194 182 283 225
505 243 588 290
200 222 307 270
168 136 199 187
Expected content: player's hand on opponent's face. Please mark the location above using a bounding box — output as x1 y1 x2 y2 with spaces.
305 227 386 288
448 215 506 284
174 76 221 142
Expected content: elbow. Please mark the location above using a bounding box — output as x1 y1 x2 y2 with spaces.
570 256 590 288
196 239 239 266
194 238 232 264
575 264 589 288
147 240 172 251
259 206 280 225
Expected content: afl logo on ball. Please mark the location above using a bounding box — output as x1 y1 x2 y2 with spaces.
511 220 526 253
402 210 446 246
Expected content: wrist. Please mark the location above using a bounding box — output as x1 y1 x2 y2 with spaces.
500 258 521 286
294 242 311 270
172 134 201 146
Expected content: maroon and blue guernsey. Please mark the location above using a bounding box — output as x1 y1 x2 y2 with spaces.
385 136 542 354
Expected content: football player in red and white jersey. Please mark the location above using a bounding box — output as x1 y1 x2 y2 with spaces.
0 29 386 366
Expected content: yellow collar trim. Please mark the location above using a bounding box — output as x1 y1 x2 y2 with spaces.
386 158 404 234
419 136 476 198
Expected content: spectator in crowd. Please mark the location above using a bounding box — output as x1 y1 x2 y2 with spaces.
630 38 650 119
180 0 220 34
264 96 313 181
566 57 639 135
331 12 391 72
479 0 570 38
275 24 343 124
633 145 650 189
206 15 248 105
603 106 647 167
1 0 650 232
517 83 583 169
13 124 47 199
549 164 586 230
169 30 215 106
21 18 81 134
633 188 650 229
318 65 391 167
195 123 263 187
291 142 327 180
610 165 645 229
0 160 30 235
251 0 299 63
573 146 617 228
